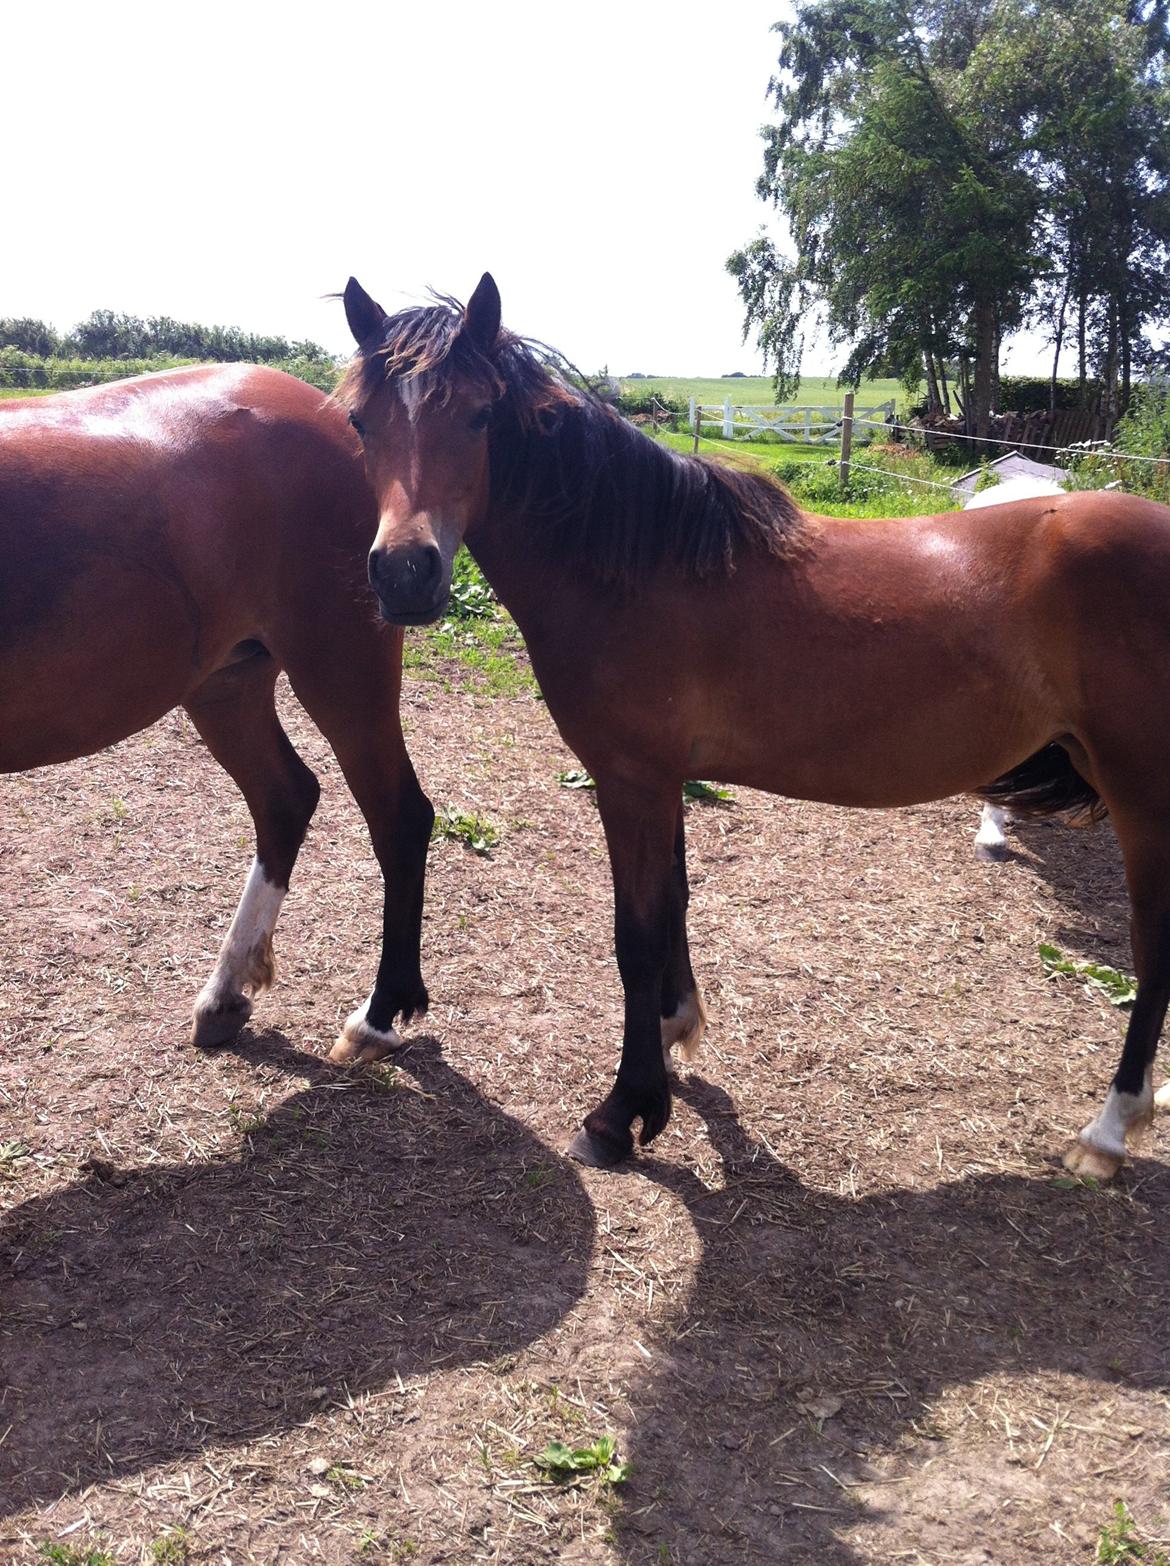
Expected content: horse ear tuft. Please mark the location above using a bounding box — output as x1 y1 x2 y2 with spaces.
464 273 501 352
344 278 387 347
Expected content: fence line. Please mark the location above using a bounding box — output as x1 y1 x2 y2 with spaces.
689 396 895 445
845 461 956 492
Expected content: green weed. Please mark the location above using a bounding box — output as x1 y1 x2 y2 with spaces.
445 548 497 621
327 1463 367 1491
1040 944 1137 1007
36 1544 115 1566
558 769 734 806
558 768 596 790
432 807 500 855
1096 1501 1170 1564
149 1529 191 1564
682 779 734 805
535 1433 631 1487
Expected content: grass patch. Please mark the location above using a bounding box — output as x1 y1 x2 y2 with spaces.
403 616 535 698
621 373 911 410
1040 944 1138 1008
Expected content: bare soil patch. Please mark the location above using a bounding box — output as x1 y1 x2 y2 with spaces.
2 640 1168 1565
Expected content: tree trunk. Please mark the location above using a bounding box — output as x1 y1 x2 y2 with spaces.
923 350 942 416
972 297 996 440
1077 284 1088 406
1050 277 1070 415
939 355 952 417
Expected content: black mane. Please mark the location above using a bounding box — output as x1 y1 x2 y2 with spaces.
338 296 806 588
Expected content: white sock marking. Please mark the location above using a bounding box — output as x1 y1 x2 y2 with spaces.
197 857 285 1009
1079 1070 1154 1159
974 804 1010 859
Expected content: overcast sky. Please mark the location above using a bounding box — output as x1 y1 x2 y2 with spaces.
6 0 1050 379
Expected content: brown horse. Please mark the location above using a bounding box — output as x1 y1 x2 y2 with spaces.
2 365 433 1059
337 272 1170 1179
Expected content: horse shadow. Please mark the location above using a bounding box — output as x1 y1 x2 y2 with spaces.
616 1075 1170 1565
992 815 1130 963
0 1035 594 1519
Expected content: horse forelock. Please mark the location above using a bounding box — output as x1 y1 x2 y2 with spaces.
337 296 509 419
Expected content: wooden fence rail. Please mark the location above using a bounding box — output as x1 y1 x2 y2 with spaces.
688 396 895 445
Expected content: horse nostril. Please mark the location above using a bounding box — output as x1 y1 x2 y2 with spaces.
367 549 389 593
419 544 441 588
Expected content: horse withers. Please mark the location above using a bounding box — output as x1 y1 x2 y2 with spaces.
1 365 433 1060
337 272 1170 1180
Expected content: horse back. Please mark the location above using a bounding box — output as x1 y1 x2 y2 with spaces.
0 366 375 768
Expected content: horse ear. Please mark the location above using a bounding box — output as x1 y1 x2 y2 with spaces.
464 273 501 352
343 277 386 347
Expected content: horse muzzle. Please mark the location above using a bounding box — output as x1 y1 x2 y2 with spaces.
368 542 449 625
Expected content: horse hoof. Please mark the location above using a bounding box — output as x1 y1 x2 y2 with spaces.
974 840 1010 863
1062 1138 1123 1181
328 1017 402 1065
191 993 253 1048
1154 1081 1170 1114
565 1129 629 1170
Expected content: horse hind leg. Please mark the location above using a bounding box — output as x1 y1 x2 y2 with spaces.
1064 808 1170 1179
660 801 707 1071
974 803 1012 862
185 657 320 1047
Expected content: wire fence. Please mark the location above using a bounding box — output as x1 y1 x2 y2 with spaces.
663 404 1166 504
852 416 1170 467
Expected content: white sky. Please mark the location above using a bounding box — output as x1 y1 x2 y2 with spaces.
5 0 1051 380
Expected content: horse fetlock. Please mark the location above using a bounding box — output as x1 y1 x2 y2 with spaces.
661 989 707 1071
329 1003 403 1065
244 934 276 995
1064 1077 1155 1178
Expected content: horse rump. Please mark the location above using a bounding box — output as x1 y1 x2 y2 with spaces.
975 742 1106 826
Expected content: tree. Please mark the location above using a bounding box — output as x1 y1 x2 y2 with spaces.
0 317 61 357
732 0 1170 428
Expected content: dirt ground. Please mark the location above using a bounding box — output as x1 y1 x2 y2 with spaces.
2 640 1168 1566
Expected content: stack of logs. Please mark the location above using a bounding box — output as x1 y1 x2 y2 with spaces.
900 407 1113 456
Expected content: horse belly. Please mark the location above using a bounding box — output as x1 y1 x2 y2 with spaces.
690 616 1051 809
0 558 206 771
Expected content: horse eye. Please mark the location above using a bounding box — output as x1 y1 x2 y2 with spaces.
348 412 366 439
469 407 491 433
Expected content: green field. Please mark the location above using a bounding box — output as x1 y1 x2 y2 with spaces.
620 373 911 411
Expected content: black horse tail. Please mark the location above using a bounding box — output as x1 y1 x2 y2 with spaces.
976 742 1107 825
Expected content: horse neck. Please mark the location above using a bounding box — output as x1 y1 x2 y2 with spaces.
464 499 567 638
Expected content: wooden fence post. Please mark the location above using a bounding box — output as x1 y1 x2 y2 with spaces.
723 398 734 439
692 398 701 455
839 390 855 488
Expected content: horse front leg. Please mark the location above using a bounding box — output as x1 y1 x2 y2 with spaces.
568 774 679 1168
